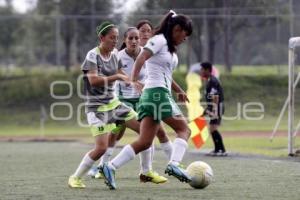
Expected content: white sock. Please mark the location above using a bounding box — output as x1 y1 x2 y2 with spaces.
98 147 115 167
139 147 152 174
110 145 136 170
160 141 173 160
150 144 155 164
73 152 95 178
170 138 188 166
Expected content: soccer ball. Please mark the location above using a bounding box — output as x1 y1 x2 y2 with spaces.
186 161 213 189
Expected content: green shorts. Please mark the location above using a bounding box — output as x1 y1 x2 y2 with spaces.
87 98 137 137
119 97 140 112
138 87 182 123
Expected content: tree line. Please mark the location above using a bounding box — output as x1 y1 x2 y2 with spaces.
0 0 298 73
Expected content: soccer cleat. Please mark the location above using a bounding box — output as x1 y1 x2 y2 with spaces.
88 166 104 179
206 150 218 156
165 163 192 183
87 166 98 177
139 171 168 184
99 163 116 190
94 171 103 179
218 151 228 157
208 150 228 157
68 176 86 188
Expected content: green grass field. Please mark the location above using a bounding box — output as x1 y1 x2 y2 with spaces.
1 65 293 77
1 65 300 199
1 141 300 200
1 116 299 158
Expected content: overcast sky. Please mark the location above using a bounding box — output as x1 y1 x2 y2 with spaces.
0 0 143 14
0 0 37 13
113 0 144 14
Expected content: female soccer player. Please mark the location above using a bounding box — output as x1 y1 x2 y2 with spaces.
67 21 166 188
101 11 193 189
117 26 173 182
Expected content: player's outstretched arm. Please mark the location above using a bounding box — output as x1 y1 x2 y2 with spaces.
172 80 190 103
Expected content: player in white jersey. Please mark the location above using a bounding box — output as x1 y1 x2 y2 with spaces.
101 11 194 189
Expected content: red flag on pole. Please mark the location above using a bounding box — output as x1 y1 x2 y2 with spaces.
188 116 209 149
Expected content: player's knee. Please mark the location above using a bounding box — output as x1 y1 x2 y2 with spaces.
132 139 153 152
178 126 191 140
176 125 191 138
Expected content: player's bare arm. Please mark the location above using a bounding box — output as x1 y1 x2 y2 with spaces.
131 49 151 82
87 69 129 87
172 79 190 103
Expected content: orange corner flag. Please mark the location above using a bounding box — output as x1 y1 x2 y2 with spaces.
188 116 209 149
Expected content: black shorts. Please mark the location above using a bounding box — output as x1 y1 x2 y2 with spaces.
210 117 222 125
208 103 224 125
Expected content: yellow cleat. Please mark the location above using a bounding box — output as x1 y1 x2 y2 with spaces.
68 176 86 188
139 171 168 184
94 171 103 179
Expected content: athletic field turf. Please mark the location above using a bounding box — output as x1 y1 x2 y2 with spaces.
1 141 300 200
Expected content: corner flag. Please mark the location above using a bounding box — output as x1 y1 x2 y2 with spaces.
188 116 209 149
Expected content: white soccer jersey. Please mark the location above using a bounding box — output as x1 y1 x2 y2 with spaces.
115 47 146 99
143 34 178 91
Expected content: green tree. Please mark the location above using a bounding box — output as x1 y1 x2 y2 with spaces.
0 4 20 67
33 0 113 71
128 0 282 72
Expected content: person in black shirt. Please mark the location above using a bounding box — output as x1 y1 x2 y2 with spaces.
200 62 227 156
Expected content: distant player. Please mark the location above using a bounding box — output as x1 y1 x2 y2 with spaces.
200 62 227 156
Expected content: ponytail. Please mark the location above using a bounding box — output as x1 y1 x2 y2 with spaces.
119 42 126 50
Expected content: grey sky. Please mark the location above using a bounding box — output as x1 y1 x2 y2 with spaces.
0 0 37 13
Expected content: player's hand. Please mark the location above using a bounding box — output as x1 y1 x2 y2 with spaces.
177 92 190 103
132 81 143 94
118 74 131 86
206 110 217 118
